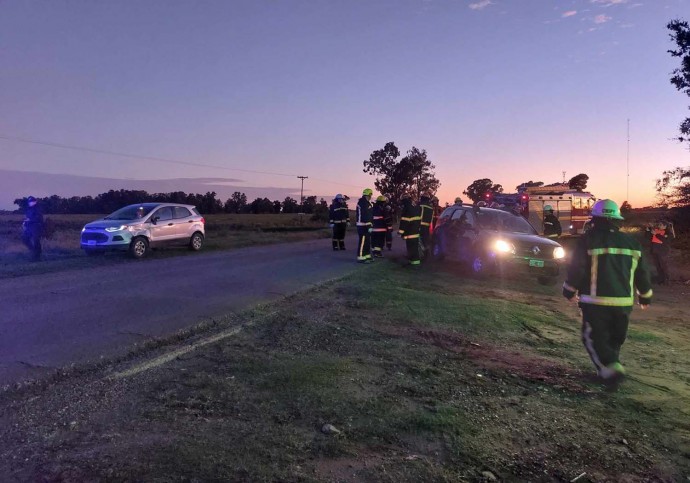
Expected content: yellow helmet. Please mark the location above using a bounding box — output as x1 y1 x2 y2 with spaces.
362 188 373 196
376 195 387 202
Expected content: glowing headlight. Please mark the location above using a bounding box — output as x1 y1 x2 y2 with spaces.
105 225 127 232
553 247 566 259
494 240 513 253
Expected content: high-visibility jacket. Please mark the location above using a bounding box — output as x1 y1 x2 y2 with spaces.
420 201 433 228
398 200 421 239
543 213 562 238
329 201 349 224
372 202 388 232
356 196 373 227
563 221 652 310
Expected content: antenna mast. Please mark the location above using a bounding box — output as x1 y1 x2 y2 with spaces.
626 119 630 202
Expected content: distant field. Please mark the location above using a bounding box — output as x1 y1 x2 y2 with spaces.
0 213 336 278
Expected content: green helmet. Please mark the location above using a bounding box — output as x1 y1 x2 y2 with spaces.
544 205 554 212
362 188 373 196
592 199 624 220
376 195 387 202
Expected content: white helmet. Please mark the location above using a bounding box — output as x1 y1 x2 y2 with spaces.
591 199 624 220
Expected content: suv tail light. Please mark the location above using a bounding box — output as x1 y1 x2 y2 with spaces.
200 217 205 224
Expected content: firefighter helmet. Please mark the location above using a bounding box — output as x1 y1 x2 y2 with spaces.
592 199 624 220
362 188 373 196
376 195 387 202
544 205 554 212
334 193 344 200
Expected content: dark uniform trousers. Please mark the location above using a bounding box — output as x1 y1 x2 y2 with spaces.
332 223 347 250
581 305 630 370
357 226 372 261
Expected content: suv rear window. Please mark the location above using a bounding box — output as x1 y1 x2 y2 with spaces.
173 206 192 219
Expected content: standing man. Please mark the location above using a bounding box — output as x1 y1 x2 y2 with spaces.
543 205 562 238
562 199 653 387
398 196 422 266
384 198 394 251
356 188 374 263
21 196 44 261
646 219 675 285
329 194 349 251
371 196 388 258
419 194 434 259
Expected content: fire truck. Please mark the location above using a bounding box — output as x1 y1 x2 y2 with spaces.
522 185 596 235
484 184 596 235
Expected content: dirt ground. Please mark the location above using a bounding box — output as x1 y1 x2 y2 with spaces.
0 245 688 481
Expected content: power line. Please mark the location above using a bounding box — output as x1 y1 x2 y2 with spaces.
0 134 364 190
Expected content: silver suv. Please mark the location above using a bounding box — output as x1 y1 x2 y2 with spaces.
80 203 205 258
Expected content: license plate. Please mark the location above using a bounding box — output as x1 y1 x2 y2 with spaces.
529 259 544 268
87 240 97 246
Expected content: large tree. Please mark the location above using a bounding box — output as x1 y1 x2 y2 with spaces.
516 180 544 192
568 173 589 191
463 178 503 203
656 167 690 207
668 19 690 143
363 142 440 206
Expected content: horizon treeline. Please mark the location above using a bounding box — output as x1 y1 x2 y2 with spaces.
12 189 334 216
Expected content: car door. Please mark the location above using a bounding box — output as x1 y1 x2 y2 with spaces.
148 206 175 242
445 208 473 261
171 206 194 240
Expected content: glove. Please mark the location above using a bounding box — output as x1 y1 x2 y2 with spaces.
329 224 334 228
368 227 373 233
346 222 351 227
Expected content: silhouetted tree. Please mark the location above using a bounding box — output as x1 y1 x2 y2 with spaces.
273 200 282 213
516 180 544 192
620 201 633 214
568 173 589 191
282 197 299 213
668 19 690 143
656 167 690 207
224 192 248 213
464 179 503 203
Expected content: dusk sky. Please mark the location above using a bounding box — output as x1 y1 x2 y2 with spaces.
1 0 689 209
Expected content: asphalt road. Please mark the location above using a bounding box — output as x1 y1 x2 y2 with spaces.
0 234 403 386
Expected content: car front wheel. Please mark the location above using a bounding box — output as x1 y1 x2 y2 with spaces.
129 237 149 259
471 254 492 277
189 232 204 251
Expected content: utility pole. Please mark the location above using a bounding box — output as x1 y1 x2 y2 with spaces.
626 119 630 202
297 176 308 213
562 171 566 184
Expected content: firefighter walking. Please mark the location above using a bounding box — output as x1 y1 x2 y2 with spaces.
384 199 394 251
562 199 653 387
419 194 433 259
371 196 388 258
329 194 349 251
21 195 44 262
398 196 422 266
356 188 374 263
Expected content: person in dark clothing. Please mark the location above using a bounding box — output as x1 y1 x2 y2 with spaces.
21 196 44 261
646 220 675 284
419 194 434 259
384 201 394 251
356 188 374 263
398 196 422 266
371 196 388 258
329 194 350 251
543 205 562 238
562 199 653 388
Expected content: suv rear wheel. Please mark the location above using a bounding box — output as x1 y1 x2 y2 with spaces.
189 232 204 251
129 236 149 259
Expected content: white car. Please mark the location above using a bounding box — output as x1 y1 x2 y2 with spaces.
80 203 205 258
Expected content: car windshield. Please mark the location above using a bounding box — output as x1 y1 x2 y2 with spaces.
476 210 536 234
104 205 155 221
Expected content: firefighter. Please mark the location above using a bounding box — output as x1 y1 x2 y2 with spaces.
562 199 653 388
543 205 562 238
398 196 422 266
371 196 388 257
329 194 349 251
384 198 394 251
21 196 44 261
356 188 374 263
646 219 675 284
419 194 434 260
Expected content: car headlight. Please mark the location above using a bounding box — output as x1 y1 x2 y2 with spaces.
494 240 514 253
553 247 566 259
105 225 127 232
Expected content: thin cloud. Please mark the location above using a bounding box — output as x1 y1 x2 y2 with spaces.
590 0 627 6
594 14 611 23
562 10 577 17
468 0 492 10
